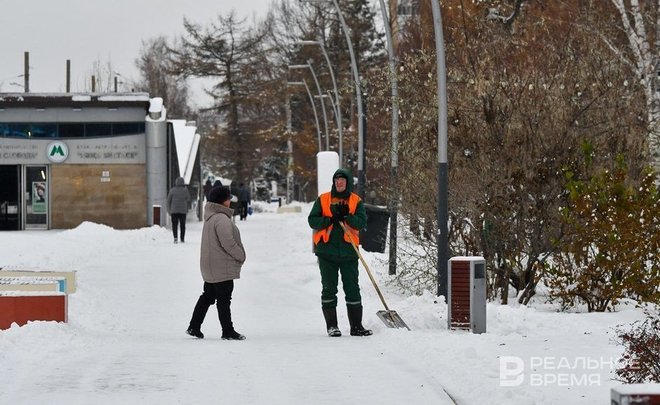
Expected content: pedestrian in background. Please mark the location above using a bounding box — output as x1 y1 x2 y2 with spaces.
167 176 191 244
238 182 251 221
203 178 213 200
186 186 247 340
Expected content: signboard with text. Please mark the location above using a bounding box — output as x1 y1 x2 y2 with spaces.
0 135 146 165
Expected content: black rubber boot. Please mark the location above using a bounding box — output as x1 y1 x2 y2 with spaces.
322 307 342 337
347 306 373 336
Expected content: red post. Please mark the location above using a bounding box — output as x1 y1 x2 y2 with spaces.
153 205 161 226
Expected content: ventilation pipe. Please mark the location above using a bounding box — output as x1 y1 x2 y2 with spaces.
146 97 168 226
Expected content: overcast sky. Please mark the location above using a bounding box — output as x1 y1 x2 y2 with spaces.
0 0 274 107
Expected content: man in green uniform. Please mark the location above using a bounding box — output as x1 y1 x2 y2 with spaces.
308 168 372 337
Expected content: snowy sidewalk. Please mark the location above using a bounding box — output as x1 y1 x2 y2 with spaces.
0 206 645 404
0 210 455 404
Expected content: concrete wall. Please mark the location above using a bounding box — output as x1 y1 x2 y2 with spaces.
51 164 147 229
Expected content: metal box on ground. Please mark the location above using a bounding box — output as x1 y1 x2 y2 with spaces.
611 384 660 405
447 256 486 333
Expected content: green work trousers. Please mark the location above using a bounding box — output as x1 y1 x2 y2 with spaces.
318 255 362 309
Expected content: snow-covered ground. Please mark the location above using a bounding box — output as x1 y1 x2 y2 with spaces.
0 203 647 404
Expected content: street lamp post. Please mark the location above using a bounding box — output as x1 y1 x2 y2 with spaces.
286 92 294 204
376 0 400 275
431 0 449 300
297 40 344 166
289 63 330 151
331 0 365 196
316 93 339 132
301 0 364 196
287 80 323 152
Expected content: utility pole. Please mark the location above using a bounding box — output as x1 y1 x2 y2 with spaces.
66 60 71 93
24 52 29 93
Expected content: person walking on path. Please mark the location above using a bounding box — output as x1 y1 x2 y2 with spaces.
203 179 213 200
307 168 372 337
186 186 247 340
167 176 191 244
237 183 251 221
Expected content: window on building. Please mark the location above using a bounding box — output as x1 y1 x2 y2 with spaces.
1 123 31 137
113 122 145 135
398 0 419 16
0 121 146 138
58 123 85 138
30 124 58 138
86 123 112 137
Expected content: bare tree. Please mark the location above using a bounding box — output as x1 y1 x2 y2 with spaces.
134 36 194 119
606 0 660 177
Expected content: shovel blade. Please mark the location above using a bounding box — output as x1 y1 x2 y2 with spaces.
376 310 410 330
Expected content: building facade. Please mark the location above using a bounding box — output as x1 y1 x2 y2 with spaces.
0 93 200 230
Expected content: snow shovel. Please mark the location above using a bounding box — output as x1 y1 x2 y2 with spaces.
339 221 410 330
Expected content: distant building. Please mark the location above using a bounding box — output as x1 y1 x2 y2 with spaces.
0 92 201 230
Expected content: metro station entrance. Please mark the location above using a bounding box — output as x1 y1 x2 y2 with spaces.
0 165 49 230
0 165 20 230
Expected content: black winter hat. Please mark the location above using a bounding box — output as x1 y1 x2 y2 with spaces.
208 186 231 204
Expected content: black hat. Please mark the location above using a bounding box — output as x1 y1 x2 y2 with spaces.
208 186 231 204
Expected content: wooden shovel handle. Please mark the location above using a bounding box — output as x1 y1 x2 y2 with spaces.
339 221 391 311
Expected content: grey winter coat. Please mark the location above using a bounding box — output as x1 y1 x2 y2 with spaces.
200 202 246 283
167 177 191 214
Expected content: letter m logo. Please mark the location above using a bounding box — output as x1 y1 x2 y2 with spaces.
46 141 68 163
50 145 65 157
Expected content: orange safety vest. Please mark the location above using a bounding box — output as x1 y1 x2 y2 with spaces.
312 192 361 246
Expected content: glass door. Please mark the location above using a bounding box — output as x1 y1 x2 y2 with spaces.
0 165 21 230
24 165 49 229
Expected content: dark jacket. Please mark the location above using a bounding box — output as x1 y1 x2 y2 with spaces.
308 168 367 260
167 177 191 214
238 185 251 203
203 180 213 200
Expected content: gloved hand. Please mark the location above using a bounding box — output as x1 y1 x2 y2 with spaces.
331 202 349 223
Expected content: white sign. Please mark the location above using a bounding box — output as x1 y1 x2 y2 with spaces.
46 141 69 163
0 135 145 165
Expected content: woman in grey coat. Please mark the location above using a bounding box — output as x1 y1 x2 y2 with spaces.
166 177 191 243
186 186 247 340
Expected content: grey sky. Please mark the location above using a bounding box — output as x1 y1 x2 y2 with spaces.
0 0 273 106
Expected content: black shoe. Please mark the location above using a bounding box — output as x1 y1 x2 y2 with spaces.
186 328 204 339
222 330 246 340
327 326 342 337
350 326 373 336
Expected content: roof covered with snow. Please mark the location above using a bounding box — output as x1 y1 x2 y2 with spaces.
169 119 200 184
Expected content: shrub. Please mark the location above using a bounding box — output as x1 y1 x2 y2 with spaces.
545 156 660 312
615 311 660 383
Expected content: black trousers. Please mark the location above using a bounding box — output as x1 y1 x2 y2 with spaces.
171 213 186 241
188 280 235 335
239 202 249 220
